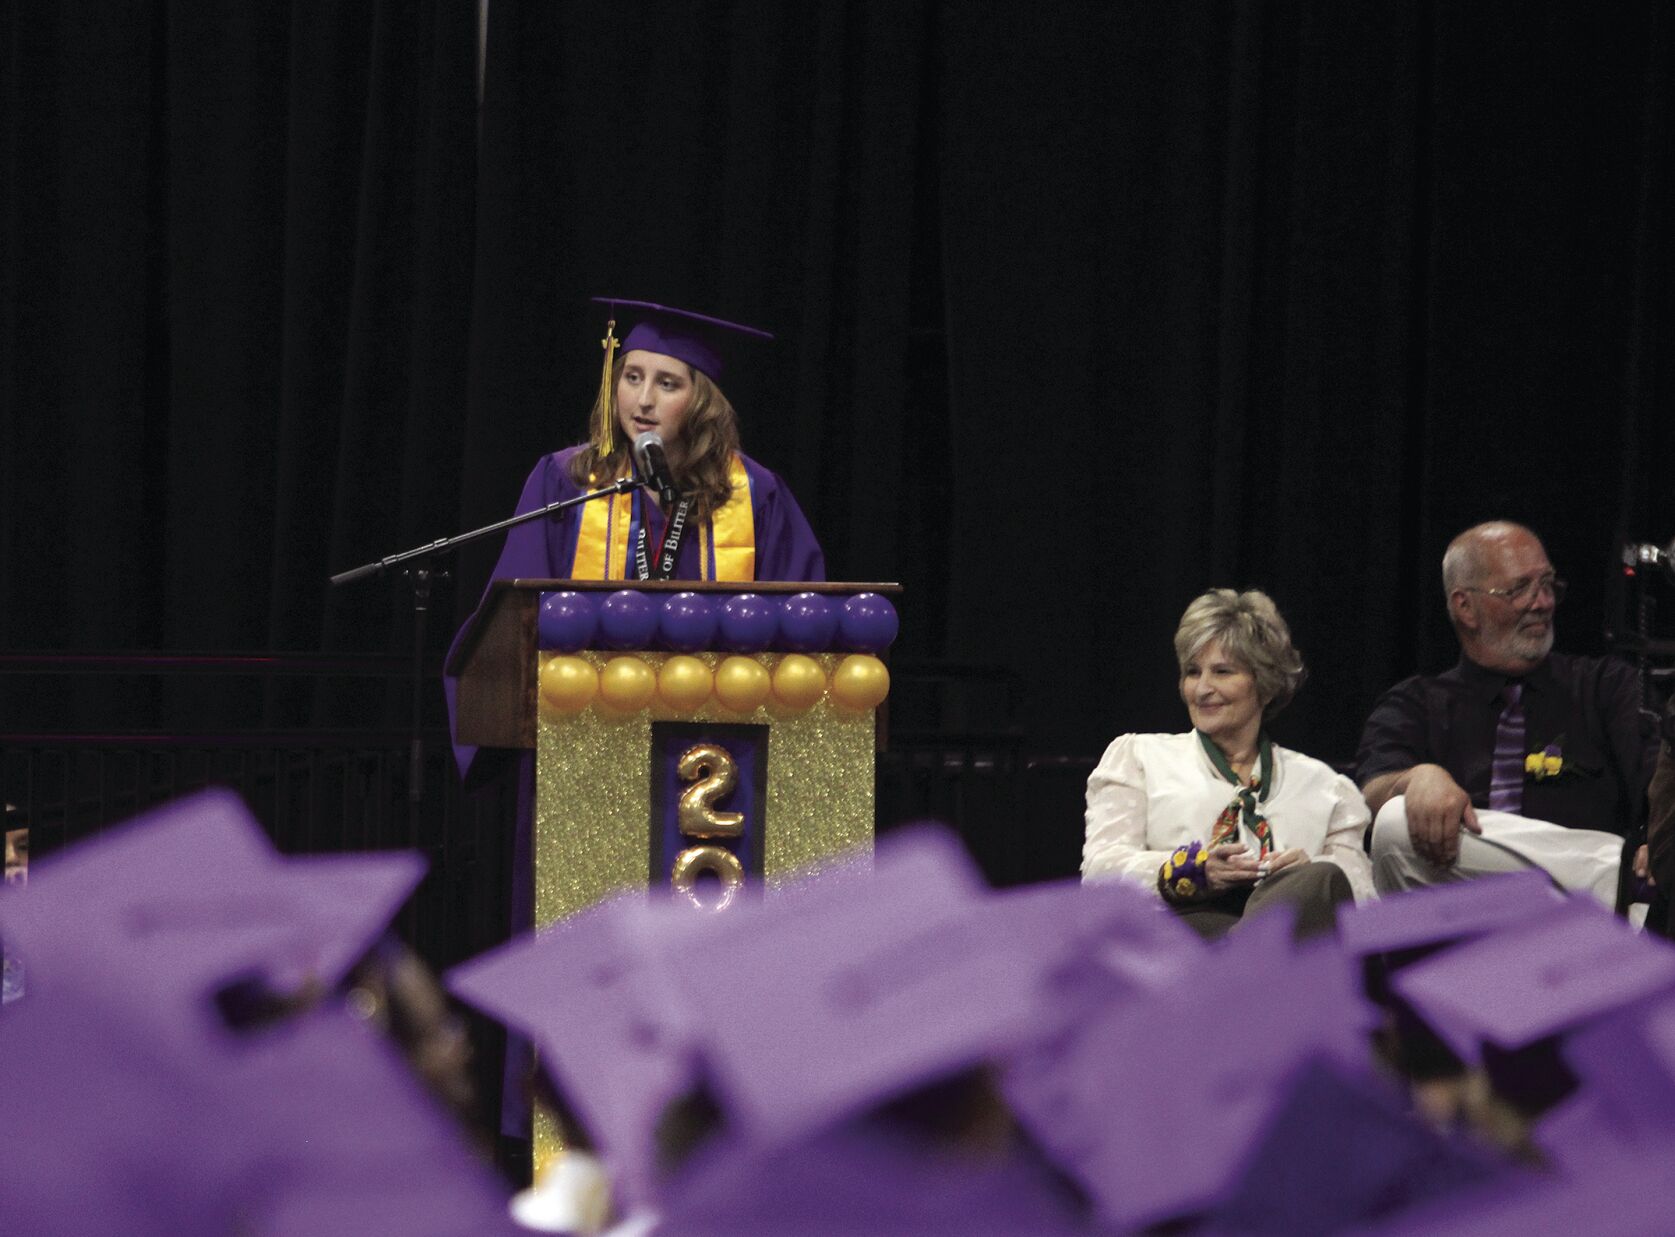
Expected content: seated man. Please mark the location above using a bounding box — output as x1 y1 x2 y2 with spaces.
1645 704 1675 932
1357 520 1657 908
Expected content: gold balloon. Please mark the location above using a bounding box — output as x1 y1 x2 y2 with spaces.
539 655 598 714
772 653 826 712
671 844 746 911
677 742 744 837
658 655 713 712
597 655 656 712
713 655 772 713
830 654 890 710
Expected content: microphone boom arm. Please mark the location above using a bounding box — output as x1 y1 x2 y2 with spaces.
329 475 640 586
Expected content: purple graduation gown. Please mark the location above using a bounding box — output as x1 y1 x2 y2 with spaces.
444 446 826 785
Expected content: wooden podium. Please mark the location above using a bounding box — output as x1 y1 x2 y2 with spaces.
449 580 901 929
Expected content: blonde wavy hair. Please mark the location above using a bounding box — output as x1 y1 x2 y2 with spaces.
567 357 742 521
1173 588 1307 718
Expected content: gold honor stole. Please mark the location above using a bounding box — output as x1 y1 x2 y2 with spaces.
570 454 757 582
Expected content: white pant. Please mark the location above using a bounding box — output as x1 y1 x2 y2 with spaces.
1370 796 1626 910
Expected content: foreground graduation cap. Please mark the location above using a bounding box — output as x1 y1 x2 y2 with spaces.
1390 899 1675 1068
0 790 517 1236
1560 990 1675 1149
450 829 1040 1198
1337 871 1567 961
656 1117 1088 1237
1002 909 1382 1231
448 891 704 1206
449 827 1196 1214
647 828 1047 1147
0 789 425 1023
1359 1136 1675 1237
0 987 520 1236
1200 1058 1514 1234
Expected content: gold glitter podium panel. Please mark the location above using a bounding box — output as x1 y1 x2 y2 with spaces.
446 580 901 927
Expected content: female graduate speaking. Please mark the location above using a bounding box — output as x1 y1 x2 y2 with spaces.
446 298 826 783
493 297 823 588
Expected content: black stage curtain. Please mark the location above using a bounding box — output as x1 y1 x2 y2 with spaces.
4 1 1671 764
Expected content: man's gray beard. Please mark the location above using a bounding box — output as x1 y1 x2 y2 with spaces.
1505 622 1556 663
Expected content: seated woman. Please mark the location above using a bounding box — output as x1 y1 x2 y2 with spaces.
1082 589 1374 939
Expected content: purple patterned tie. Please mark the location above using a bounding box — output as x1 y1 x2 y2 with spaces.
1488 682 1525 813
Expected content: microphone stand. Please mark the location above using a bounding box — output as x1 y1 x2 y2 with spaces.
329 476 642 820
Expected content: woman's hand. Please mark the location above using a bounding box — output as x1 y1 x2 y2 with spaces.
1259 848 1309 879
1205 842 1262 893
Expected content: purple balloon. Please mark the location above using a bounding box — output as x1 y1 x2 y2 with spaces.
718 593 779 651
838 593 900 652
598 590 658 649
659 592 718 652
778 592 839 652
538 591 599 652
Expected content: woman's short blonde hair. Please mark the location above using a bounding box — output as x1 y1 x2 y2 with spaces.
1172 588 1307 717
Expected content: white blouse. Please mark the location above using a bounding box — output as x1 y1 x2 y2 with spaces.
1081 732 1376 904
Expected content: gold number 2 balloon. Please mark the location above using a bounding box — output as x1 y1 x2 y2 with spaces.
676 743 745 838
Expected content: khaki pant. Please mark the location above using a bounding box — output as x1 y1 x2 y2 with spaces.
1173 860 1354 941
1369 796 1623 910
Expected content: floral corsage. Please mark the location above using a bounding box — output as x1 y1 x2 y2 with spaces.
1158 840 1209 903
1523 739 1595 782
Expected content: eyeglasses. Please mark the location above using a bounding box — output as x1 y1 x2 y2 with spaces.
1463 573 1568 608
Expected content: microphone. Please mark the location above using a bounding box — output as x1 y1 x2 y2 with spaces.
632 430 681 506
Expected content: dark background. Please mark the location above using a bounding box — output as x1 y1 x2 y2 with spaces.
5 0 1673 768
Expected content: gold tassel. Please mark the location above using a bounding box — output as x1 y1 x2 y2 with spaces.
591 318 619 458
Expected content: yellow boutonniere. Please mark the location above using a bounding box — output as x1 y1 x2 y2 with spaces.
1525 748 1564 780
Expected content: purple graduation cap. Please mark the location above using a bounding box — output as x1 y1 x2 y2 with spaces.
1001 911 1377 1231
592 297 773 383
1357 1137 1675 1236
1200 1058 1515 1233
1390 900 1675 1067
1559 991 1675 1153
0 789 425 1056
205 1011 520 1236
656 1118 1088 1237
0 992 519 1235
1336 871 1566 960
0 790 514 1235
1337 874 1577 1082
647 827 1058 1149
446 892 702 1208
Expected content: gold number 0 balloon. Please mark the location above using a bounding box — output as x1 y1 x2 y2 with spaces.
671 845 745 911
676 743 745 838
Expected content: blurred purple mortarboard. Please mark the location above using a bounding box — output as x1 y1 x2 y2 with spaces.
987 872 1206 1009
592 298 772 384
211 1011 521 1236
1358 1137 1675 1237
649 827 1059 1149
0 789 425 1053
657 1117 1087 1237
0 789 510 1235
447 892 699 1206
1390 900 1675 1068
1534 988 1675 1168
1336 870 1566 960
1198 1058 1516 1234
0 991 519 1236
1003 907 1377 1230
